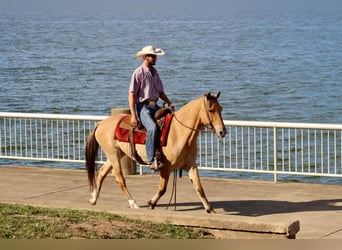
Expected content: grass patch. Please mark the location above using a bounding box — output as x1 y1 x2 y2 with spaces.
0 203 213 239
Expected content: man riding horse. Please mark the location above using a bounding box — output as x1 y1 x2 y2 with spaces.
128 45 175 171
86 45 226 213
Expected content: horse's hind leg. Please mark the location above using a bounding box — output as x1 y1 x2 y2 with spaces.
89 161 112 205
188 166 215 213
148 168 171 209
108 153 140 209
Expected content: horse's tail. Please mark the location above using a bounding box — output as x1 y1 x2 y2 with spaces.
85 123 99 192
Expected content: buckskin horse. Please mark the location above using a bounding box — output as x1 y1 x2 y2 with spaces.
85 92 226 213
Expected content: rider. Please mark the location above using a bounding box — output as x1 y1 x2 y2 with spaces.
128 45 175 170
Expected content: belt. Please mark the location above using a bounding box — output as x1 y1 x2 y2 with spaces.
139 100 157 107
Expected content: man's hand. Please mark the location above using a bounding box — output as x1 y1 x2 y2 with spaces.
169 103 175 112
130 115 138 128
128 92 138 128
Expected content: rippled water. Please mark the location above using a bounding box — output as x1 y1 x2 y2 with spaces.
1 11 341 123
1 10 342 183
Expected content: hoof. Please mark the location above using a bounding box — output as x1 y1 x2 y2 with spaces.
129 199 140 209
206 207 216 213
89 199 97 205
147 200 155 209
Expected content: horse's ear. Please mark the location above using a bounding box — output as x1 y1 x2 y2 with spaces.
214 92 221 99
205 92 211 99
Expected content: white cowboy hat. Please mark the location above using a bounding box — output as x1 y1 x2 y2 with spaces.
136 45 165 59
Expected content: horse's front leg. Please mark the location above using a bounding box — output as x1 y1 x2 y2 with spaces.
148 168 171 209
188 166 215 213
89 161 112 205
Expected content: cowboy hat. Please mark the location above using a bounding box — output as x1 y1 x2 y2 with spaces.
136 45 165 59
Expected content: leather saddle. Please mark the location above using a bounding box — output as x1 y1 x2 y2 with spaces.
113 108 173 147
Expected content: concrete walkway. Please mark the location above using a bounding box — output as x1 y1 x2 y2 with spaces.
0 166 341 239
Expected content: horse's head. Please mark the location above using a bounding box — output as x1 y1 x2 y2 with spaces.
202 92 226 138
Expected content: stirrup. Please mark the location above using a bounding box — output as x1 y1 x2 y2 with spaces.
150 157 163 171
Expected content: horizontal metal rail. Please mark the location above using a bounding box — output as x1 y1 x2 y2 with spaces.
1 112 341 182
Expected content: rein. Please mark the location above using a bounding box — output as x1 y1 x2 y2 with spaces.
173 114 202 132
166 169 178 211
166 97 214 211
173 97 214 132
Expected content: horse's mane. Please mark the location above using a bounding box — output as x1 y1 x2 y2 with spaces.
176 95 203 114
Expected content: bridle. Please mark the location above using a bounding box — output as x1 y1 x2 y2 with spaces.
203 96 215 130
173 96 215 132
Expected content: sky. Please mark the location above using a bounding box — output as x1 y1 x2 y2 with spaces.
1 0 342 13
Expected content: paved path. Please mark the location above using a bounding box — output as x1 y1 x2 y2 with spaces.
0 166 341 239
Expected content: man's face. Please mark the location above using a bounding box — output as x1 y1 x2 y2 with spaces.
145 54 157 66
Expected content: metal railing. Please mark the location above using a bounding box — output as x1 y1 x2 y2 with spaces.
0 112 107 164
198 120 342 182
1 112 341 182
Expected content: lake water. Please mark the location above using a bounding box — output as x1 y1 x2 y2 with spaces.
1 10 341 183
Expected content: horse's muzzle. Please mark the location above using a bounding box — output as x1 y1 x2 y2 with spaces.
216 127 226 138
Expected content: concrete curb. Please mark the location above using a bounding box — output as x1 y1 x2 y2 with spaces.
111 209 300 239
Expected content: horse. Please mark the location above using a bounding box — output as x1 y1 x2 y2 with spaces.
85 92 226 213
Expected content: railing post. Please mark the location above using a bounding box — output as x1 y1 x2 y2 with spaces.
273 127 278 183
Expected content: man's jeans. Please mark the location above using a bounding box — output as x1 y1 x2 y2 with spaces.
136 103 161 164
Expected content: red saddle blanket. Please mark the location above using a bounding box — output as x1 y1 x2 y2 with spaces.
113 114 173 146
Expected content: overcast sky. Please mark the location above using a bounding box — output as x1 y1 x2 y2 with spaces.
1 0 342 13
